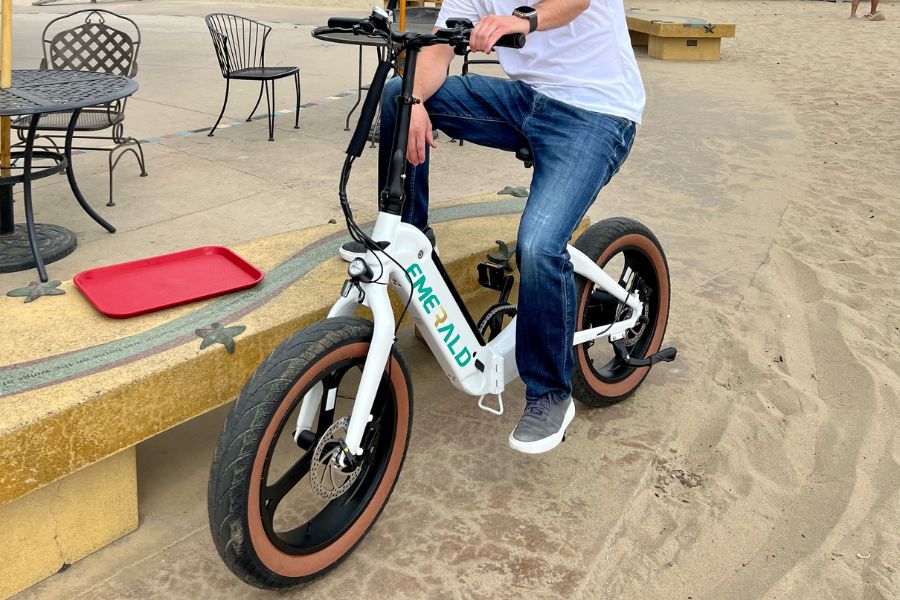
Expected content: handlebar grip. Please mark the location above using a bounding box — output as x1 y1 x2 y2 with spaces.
495 33 526 49
327 17 364 28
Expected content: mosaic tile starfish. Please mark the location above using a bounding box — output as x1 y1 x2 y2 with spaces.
195 322 246 354
6 280 66 303
498 186 530 198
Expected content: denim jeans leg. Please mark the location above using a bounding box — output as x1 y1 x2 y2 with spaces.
516 97 636 402
378 75 530 229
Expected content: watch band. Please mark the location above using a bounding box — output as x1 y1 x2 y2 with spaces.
513 6 538 33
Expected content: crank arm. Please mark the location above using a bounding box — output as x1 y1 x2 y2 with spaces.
611 339 677 367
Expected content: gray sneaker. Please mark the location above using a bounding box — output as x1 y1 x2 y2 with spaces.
508 395 575 454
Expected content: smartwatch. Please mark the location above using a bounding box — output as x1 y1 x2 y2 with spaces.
513 6 538 33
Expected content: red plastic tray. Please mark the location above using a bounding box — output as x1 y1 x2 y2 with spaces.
74 246 264 318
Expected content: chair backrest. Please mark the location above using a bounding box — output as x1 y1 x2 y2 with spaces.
205 13 272 78
41 9 140 77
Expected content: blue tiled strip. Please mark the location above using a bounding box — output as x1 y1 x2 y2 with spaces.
0 197 527 396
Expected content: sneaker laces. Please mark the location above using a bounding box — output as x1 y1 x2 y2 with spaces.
524 397 554 420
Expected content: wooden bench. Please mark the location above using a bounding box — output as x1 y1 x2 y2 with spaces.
625 8 736 61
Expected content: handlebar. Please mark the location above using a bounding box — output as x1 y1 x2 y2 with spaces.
321 13 527 53
489 32 527 49
319 12 527 159
326 17 366 28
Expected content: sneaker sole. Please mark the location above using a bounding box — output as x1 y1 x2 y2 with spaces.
507 400 576 454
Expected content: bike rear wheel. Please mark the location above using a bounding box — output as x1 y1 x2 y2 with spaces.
208 317 412 589
572 218 671 407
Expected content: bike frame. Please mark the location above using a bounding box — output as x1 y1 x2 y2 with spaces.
296 15 645 456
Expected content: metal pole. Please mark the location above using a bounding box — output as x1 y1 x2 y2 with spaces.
1 0 13 235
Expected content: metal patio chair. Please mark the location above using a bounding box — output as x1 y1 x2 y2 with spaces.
12 9 147 207
205 13 301 141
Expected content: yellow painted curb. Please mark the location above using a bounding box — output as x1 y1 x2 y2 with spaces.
0 448 137 599
1 193 563 506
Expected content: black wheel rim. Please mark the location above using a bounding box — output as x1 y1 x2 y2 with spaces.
581 245 661 384
257 357 398 556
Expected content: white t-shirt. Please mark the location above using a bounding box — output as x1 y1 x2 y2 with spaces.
435 0 645 123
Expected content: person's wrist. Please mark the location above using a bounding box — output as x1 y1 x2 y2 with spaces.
508 16 531 35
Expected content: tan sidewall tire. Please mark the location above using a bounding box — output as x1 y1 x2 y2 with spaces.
246 342 410 578
573 223 670 404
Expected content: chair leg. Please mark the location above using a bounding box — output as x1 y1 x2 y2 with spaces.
209 79 230 137
247 82 264 122
107 138 148 207
264 79 275 141
294 72 301 129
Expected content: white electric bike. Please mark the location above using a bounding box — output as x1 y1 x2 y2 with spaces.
208 9 676 589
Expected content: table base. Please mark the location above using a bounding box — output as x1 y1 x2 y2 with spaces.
0 224 77 274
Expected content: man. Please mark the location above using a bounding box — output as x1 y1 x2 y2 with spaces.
343 0 644 453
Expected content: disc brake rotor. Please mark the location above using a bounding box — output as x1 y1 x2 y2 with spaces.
310 417 363 501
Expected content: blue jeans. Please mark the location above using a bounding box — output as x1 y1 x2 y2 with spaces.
379 75 636 404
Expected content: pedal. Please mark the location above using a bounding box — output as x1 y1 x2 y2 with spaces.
611 339 678 367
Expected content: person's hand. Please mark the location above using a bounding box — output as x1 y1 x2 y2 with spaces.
469 15 530 54
407 103 436 166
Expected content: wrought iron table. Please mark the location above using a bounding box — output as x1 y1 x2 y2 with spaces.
311 29 389 132
312 22 433 132
0 69 138 282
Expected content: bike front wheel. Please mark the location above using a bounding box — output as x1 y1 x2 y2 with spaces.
208 317 413 589
572 217 671 407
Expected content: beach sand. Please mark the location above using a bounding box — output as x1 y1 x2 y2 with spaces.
584 1 900 598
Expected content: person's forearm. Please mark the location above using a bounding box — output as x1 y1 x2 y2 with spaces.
469 0 589 54
533 0 590 31
411 45 454 103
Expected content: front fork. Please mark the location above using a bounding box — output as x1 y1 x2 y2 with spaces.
318 282 395 457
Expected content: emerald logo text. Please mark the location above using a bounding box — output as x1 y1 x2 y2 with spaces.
406 263 472 367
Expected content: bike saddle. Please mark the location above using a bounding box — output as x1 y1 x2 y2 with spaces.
515 146 533 168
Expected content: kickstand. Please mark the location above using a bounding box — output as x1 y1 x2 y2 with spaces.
477 393 504 416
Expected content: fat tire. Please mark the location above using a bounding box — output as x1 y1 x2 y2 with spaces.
571 218 671 407
207 316 412 589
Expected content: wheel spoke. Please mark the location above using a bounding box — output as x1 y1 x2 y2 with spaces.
264 451 313 516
